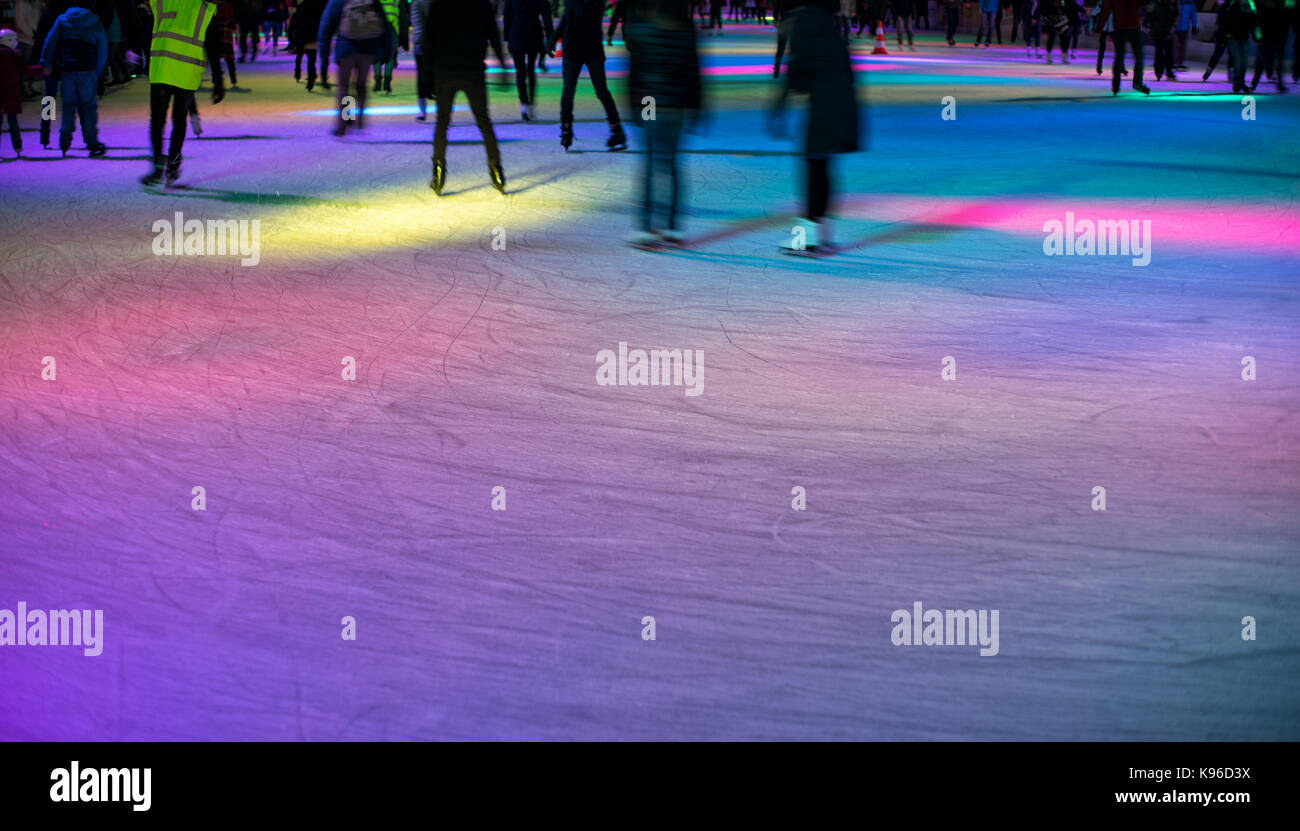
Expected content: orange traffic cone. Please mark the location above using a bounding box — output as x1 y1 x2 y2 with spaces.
554 38 563 59
872 21 888 55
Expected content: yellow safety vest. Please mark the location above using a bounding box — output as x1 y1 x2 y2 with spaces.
149 0 216 90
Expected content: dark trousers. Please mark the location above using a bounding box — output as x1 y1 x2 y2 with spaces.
414 54 431 100
1096 30 1110 68
1250 12 1288 89
374 41 397 87
1152 36 1173 77
1227 37 1249 89
511 49 539 105
976 11 994 44
150 83 193 160
1044 25 1068 57
806 155 830 221
294 45 319 85
1292 13 1300 80
945 7 959 42
896 14 913 44
4 112 20 151
1111 27 1144 88
1010 5 1021 40
1205 39 1227 74
224 56 238 84
336 53 373 128
1024 18 1039 46
238 23 259 60
1174 28 1189 65
559 55 621 126
59 71 100 150
432 72 501 170
637 108 685 231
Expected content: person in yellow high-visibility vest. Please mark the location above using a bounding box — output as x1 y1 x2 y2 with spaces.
142 0 226 186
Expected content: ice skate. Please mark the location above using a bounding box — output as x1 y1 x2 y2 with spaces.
140 156 165 186
191 113 203 136
607 123 627 151
430 159 446 196
625 229 662 249
88 143 107 157
658 229 686 246
164 155 182 187
560 121 573 151
490 163 506 195
781 217 826 257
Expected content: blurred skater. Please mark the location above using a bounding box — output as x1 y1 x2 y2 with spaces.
772 0 860 255
505 0 553 122
318 0 391 135
289 0 327 90
410 0 430 118
621 0 703 246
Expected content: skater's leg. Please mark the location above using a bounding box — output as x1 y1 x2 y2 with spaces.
149 83 169 159
6 112 21 153
662 110 685 230
168 89 190 160
58 73 81 150
463 74 501 169
432 79 456 163
808 155 830 221
355 59 372 126
77 72 100 147
512 49 529 104
525 52 538 105
307 49 318 86
640 121 656 231
560 58 579 125
587 58 622 125
1112 30 1130 88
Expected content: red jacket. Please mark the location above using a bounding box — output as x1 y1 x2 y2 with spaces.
1100 0 1143 29
0 45 42 115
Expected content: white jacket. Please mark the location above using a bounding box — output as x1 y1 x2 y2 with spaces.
14 0 41 44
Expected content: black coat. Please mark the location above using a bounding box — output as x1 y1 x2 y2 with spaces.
289 0 327 45
423 0 505 76
549 0 606 61
785 2 860 156
503 0 553 54
624 11 701 113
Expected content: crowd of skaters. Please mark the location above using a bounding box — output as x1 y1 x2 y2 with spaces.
0 0 1295 254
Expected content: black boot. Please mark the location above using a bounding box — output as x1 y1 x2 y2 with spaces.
164 154 182 187
140 155 166 185
40 119 51 147
430 158 446 195
560 121 573 151
88 143 107 157
607 122 627 151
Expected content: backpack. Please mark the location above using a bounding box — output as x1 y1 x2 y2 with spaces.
339 0 385 40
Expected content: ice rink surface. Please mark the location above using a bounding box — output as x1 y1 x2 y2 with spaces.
1 25 1298 739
